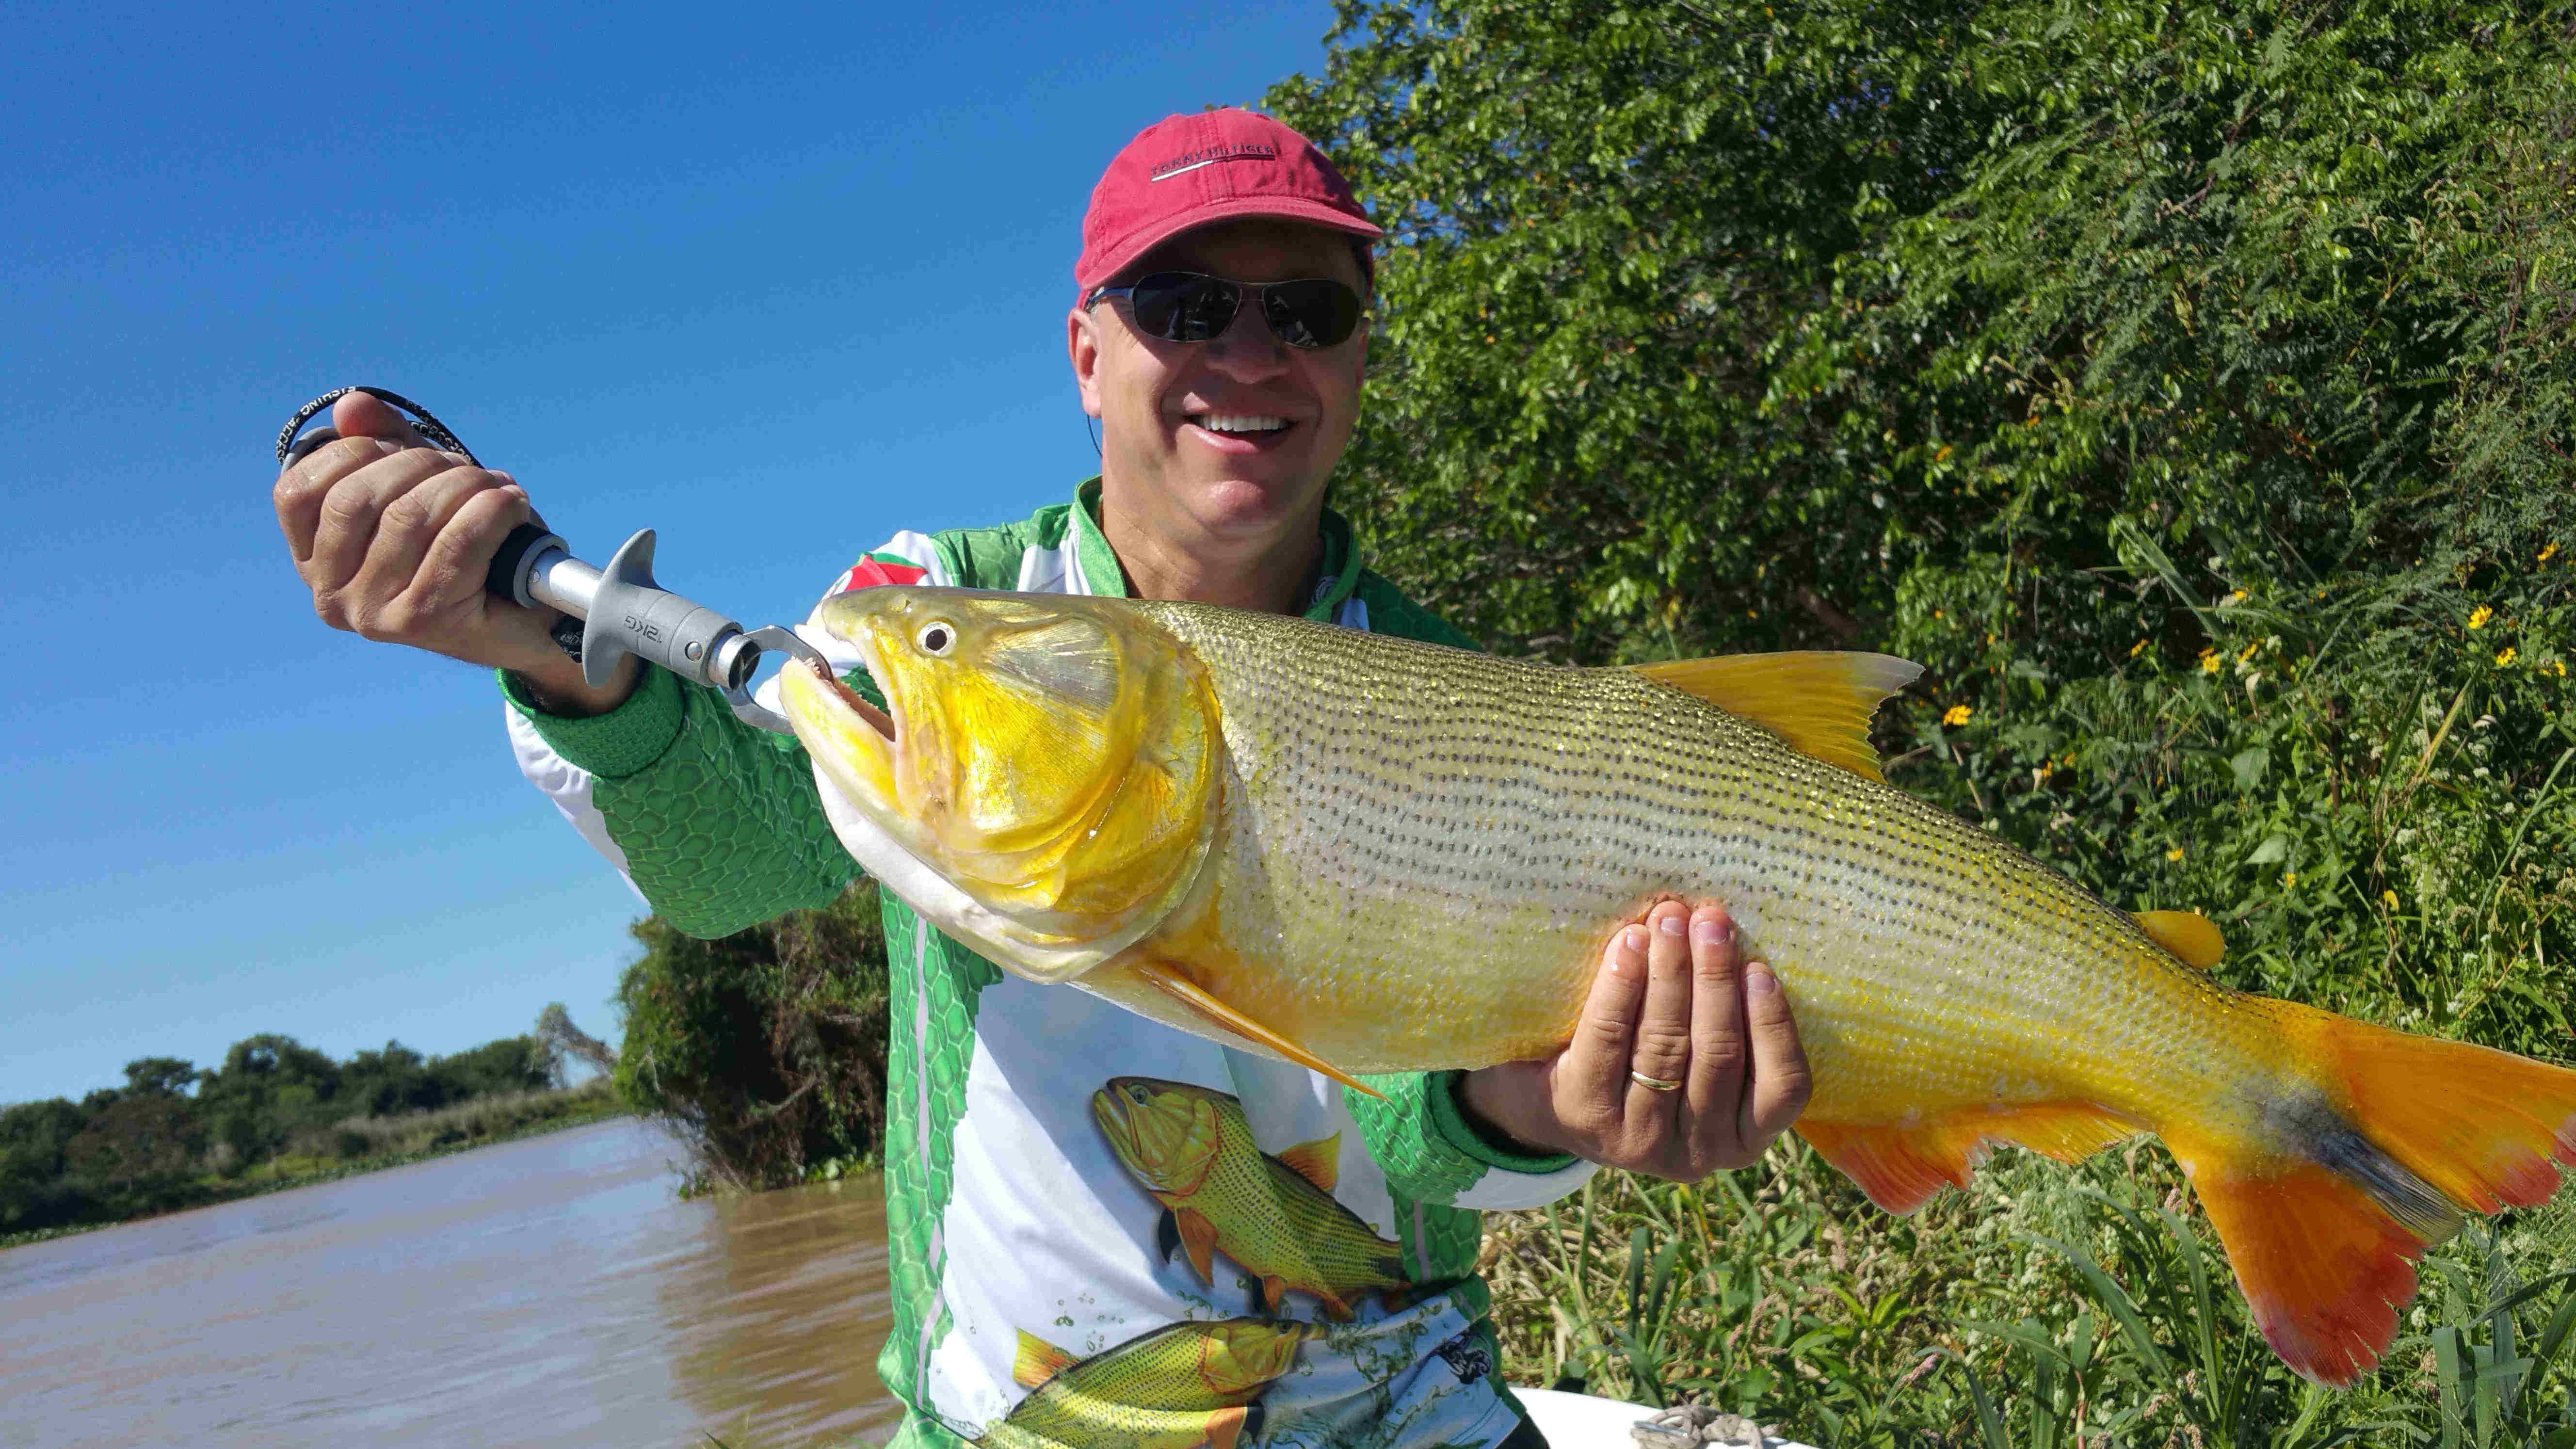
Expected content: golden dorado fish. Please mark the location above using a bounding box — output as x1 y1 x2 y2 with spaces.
981 1318 1306 1449
1093 1076 1411 1320
778 587 2576 1387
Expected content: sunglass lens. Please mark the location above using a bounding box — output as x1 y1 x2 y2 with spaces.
1263 279 1362 349
1130 274 1239 342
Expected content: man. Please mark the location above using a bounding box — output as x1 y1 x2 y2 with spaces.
275 109 1808 1448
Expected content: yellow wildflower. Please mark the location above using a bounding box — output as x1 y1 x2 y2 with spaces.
2382 889 2399 911
2228 589 2248 604
2283 873 2298 889
2200 651 2222 675
2129 639 2149 658
2468 605 2494 630
2497 646 2518 667
1942 704 1973 726
2541 542 2560 564
2238 641 2260 662
2166 846 2187 862
2550 660 2568 678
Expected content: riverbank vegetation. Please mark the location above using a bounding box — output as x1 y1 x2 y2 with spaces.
1258 0 2576 1439
614 881 891 1195
0 1017 622 1241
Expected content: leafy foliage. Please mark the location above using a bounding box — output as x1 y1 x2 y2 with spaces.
1270 0 2576 1056
1267 0 2576 1439
613 881 892 1192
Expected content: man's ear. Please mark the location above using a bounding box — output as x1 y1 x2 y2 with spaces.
1067 306 1105 419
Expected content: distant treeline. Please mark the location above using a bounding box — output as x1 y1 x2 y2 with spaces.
0 1013 617 1236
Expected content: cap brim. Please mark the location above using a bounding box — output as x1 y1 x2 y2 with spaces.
1077 197 1384 291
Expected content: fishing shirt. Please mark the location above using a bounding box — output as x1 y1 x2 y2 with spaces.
500 480 1598 1449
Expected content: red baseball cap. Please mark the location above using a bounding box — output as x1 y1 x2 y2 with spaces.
1076 108 1382 293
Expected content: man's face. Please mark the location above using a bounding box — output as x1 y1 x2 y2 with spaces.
1068 219 1368 554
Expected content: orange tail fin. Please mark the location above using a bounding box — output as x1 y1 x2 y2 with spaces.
2170 1002 2576 1387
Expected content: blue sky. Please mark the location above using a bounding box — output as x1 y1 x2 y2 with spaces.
1 0 1341 1105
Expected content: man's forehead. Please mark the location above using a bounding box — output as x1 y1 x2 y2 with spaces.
1128 219 1365 283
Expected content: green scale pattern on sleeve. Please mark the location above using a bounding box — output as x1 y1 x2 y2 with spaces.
505 666 853 938
875 891 1005 1444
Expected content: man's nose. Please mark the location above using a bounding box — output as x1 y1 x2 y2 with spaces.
1202 296 1291 382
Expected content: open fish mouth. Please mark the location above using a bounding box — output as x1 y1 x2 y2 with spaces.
799 652 896 748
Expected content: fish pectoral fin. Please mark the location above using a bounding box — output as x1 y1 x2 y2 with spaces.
1129 958 1385 1100
1629 651 1920 782
1175 1207 1221 1284
2134 909 2226 968
1260 1276 1289 1313
1205 1404 1252 1449
1273 1132 1341 1192
1012 1329 1078 1389
1799 1103 2140 1214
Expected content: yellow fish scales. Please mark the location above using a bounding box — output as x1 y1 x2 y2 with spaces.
982 1318 1305 1449
779 587 2576 1388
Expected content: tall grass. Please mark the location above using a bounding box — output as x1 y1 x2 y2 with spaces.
1483 1148 2576 1447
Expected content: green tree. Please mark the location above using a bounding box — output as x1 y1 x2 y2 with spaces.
615 880 891 1191
1269 0 2576 1053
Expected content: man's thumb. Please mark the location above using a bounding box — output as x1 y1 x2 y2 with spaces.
331 389 433 449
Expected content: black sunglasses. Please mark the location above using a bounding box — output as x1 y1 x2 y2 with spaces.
1084 272 1365 350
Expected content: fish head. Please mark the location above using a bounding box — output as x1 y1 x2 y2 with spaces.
1091 1076 1229 1197
1194 1320 1312 1395
782 588 1221 983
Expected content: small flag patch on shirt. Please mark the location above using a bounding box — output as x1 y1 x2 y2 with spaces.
826 552 930 599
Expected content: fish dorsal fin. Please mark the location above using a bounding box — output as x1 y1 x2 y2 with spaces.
1630 652 1922 782
1014 1329 1077 1388
1273 1133 1340 1193
2135 909 2225 969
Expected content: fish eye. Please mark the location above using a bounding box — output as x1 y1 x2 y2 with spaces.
916 622 956 656
1127 1084 1148 1103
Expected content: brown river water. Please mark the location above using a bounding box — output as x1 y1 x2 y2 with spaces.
0 1116 902 1448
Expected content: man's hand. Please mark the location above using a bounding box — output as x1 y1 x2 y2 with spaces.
273 391 636 715
1459 900 1810 1180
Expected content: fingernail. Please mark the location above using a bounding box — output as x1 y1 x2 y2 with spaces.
1608 926 1647 976
1656 912 1687 936
1745 962 1779 996
1691 917 1726 946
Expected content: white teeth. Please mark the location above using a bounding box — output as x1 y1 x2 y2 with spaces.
1197 414 1290 435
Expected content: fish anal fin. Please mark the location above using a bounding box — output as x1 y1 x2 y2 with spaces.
1273 1132 1340 1193
1012 1329 1077 1389
1175 1207 1220 1284
2135 909 2226 969
1130 958 1384 1100
1800 1103 2139 1214
1630 652 1920 782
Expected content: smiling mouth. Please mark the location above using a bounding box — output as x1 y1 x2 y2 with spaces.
1189 413 1293 436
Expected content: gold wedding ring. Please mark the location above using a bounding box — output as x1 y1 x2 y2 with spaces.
1629 1070 1684 1093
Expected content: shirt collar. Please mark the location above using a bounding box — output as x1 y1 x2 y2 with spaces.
1071 477 1362 623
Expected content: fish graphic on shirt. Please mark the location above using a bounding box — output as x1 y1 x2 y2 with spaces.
1093 1076 1411 1320
975 1317 1307 1449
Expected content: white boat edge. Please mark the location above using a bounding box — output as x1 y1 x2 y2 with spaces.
1515 1387 1823 1449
